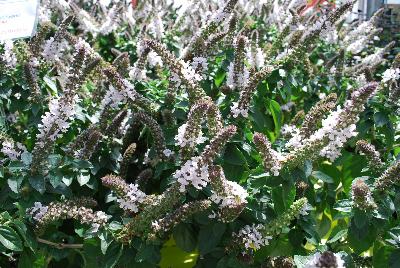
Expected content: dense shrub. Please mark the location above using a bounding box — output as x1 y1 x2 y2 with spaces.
1 0 400 267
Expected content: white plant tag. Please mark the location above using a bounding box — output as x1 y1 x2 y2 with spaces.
0 0 40 41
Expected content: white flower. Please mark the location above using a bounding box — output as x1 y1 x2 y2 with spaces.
147 51 163 68
42 37 68 64
246 47 265 69
99 6 119 34
117 184 146 213
148 11 165 39
318 93 327 99
163 149 173 157
151 220 161 231
173 156 209 192
305 252 345 268
36 96 77 148
191 57 208 71
210 180 248 208
382 68 400 84
180 60 202 81
231 102 248 118
14 93 21 99
299 202 313 217
281 124 298 137
95 211 108 222
1 140 26 160
280 102 294 111
170 72 182 87
279 69 287 77
226 62 249 89
1 40 17 68
129 66 146 81
235 224 272 251
27 202 49 221
175 123 206 148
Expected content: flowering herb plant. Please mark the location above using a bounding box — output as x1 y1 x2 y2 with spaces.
0 0 399 267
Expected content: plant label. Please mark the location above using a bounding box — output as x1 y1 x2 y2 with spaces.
0 0 40 40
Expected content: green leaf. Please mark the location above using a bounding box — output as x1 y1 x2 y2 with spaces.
20 152 32 166
373 241 392 268
29 176 46 194
198 222 226 254
294 255 313 268
269 99 282 139
0 226 23 251
173 224 197 253
312 171 333 183
316 213 331 238
214 69 226 87
348 219 376 254
223 144 247 166
8 177 23 193
327 229 347 244
43 76 58 93
135 244 160 264
8 161 25 173
334 199 352 213
103 242 123 268
389 249 400 268
353 208 368 229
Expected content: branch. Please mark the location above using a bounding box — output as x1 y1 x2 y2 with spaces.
37 238 83 249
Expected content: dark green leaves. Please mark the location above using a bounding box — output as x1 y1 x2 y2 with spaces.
198 222 226 254
173 224 197 252
0 226 23 251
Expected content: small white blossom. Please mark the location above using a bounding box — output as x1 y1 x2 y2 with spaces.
382 68 400 84
129 66 147 81
1 40 17 68
175 123 206 148
27 202 49 221
163 149 174 157
280 102 294 111
148 11 165 39
235 224 272 251
147 51 163 68
298 202 313 217
305 252 345 268
117 184 146 213
231 102 248 118
210 180 248 208
173 156 209 192
279 69 287 77
1 141 26 160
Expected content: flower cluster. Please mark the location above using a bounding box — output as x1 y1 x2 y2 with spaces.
27 198 108 234
374 161 400 192
226 36 249 90
382 68 400 84
210 180 248 209
1 140 26 161
174 156 210 192
253 132 284 176
175 123 206 148
1 40 17 68
235 224 272 252
305 251 345 268
351 179 376 210
117 184 147 213
356 140 384 173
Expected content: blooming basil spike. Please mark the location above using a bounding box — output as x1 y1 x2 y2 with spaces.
27 197 107 235
374 161 400 193
356 140 385 174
